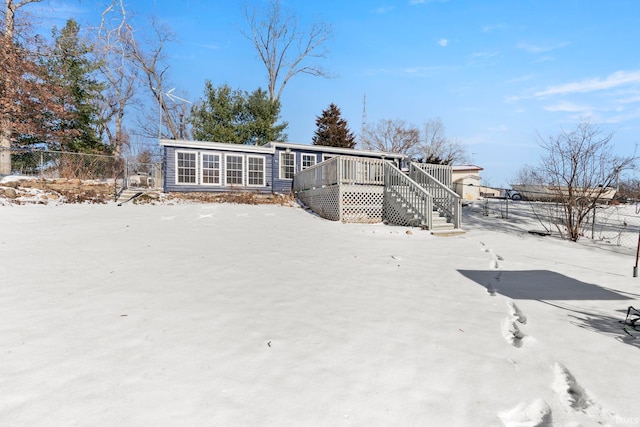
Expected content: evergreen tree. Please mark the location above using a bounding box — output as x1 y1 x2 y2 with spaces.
189 82 287 145
312 103 355 148
46 19 106 153
244 88 288 145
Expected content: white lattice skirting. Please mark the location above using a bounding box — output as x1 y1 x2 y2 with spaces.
298 185 384 223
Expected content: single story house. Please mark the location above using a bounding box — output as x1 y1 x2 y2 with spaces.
159 139 407 194
452 165 483 200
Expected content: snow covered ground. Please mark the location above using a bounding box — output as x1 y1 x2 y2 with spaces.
1 200 639 426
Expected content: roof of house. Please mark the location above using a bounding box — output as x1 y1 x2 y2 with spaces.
159 139 406 160
267 142 406 159
159 139 273 153
452 164 484 172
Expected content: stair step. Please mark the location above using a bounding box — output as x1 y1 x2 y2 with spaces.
430 228 466 236
116 190 144 204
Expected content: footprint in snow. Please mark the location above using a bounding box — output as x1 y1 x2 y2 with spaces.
486 271 501 296
508 301 527 324
486 284 497 296
552 363 592 411
502 318 527 348
498 399 552 427
479 241 504 267
551 362 617 422
501 300 531 347
197 213 215 219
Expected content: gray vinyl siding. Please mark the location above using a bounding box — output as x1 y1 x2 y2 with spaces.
163 146 274 193
162 141 406 195
271 149 322 193
272 149 292 194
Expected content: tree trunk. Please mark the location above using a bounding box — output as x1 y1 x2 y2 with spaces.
1 0 42 174
0 123 11 175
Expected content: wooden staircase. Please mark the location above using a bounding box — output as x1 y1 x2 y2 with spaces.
389 193 465 235
383 162 465 235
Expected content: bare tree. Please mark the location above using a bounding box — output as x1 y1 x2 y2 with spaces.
360 119 420 156
126 17 181 140
94 0 138 157
421 117 468 164
617 177 640 202
242 0 332 102
535 118 636 241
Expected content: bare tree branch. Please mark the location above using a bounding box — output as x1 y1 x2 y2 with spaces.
93 0 138 156
126 17 181 140
421 117 468 164
242 0 332 102
360 119 420 156
534 118 637 241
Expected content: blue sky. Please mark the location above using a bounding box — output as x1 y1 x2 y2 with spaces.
36 0 640 187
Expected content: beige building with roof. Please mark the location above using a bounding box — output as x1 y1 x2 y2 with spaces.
452 165 483 201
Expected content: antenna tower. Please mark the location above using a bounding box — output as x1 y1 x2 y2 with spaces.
362 93 367 131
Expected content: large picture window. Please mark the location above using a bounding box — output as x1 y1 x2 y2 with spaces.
301 154 316 170
247 156 265 186
280 151 295 179
226 155 244 185
201 153 221 185
176 151 197 184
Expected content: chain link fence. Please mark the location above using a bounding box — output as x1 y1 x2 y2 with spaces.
1 147 123 181
474 198 640 250
124 160 164 190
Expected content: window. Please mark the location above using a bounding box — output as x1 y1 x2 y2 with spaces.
322 153 336 162
201 153 221 185
247 156 265 186
301 154 316 170
226 155 244 185
280 151 295 179
176 151 197 184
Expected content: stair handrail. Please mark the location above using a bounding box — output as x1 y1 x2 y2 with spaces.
409 163 461 228
384 162 433 229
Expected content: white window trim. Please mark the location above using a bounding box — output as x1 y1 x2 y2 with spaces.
224 154 245 186
279 151 296 180
246 155 266 187
175 150 198 185
301 153 316 170
322 153 336 161
200 152 222 186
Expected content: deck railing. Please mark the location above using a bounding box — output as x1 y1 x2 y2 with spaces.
409 163 461 228
294 156 463 229
412 163 453 188
383 162 434 228
293 155 387 192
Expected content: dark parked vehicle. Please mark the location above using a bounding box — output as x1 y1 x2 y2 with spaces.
503 189 522 200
